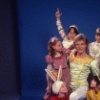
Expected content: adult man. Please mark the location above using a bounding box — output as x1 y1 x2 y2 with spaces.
69 34 100 100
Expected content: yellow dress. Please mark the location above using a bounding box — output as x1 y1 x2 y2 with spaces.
86 89 100 100
70 54 100 91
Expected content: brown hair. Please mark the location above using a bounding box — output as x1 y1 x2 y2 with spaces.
48 37 61 57
74 33 88 46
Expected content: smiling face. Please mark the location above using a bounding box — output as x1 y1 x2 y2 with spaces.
52 41 62 52
75 40 87 54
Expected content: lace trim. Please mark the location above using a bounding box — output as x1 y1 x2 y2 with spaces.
72 54 93 64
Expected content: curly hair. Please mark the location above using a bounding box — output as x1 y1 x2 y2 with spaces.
48 37 61 57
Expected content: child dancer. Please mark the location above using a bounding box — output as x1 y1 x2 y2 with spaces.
43 37 71 100
86 76 100 100
55 8 79 49
89 27 100 65
45 66 69 100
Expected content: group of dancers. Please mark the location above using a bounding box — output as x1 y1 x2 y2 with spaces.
43 9 100 100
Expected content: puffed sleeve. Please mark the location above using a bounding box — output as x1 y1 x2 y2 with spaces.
45 55 53 64
89 60 100 76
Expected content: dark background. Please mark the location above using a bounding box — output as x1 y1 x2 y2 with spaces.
0 0 100 100
0 0 20 100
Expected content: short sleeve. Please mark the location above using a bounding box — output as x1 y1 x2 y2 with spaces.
45 55 53 64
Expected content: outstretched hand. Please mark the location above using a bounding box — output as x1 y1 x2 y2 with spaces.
55 8 62 20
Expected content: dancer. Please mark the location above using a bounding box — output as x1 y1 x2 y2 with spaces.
86 76 100 100
89 27 100 66
55 8 79 49
43 37 71 100
69 34 100 100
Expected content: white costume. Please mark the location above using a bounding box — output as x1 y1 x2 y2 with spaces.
56 20 78 49
62 40 74 49
89 41 100 65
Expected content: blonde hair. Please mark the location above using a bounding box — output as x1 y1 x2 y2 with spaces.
96 27 100 34
74 33 88 45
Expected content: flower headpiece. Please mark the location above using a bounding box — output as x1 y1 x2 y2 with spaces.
50 36 58 43
69 25 78 31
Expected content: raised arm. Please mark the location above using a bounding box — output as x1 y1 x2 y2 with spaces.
55 8 67 40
